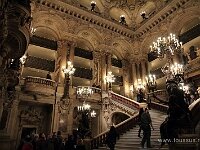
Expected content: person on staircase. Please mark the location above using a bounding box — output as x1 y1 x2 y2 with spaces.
106 126 118 150
138 108 144 138
140 108 154 148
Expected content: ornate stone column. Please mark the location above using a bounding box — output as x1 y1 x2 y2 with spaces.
141 58 147 83
122 59 129 97
131 60 137 88
100 51 107 91
93 51 101 86
131 60 137 98
51 104 59 133
136 62 141 80
107 53 112 72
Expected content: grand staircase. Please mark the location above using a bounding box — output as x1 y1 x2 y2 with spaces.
93 109 168 150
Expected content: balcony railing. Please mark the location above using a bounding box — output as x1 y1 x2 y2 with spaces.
185 56 200 77
91 113 139 149
24 76 56 96
110 92 141 110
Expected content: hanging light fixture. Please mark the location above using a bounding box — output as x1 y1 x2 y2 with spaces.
150 33 183 60
91 1 96 11
146 74 157 92
135 79 145 91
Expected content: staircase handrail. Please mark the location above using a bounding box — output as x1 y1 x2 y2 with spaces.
91 113 139 149
110 91 140 109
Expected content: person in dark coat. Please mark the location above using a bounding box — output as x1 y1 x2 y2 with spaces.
106 126 118 150
65 135 76 150
140 108 154 148
37 133 47 150
138 108 144 138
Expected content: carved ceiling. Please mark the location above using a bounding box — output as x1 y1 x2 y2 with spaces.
71 0 163 28
31 0 200 60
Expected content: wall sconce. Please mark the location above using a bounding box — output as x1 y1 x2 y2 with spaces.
91 1 96 11
140 11 148 19
119 15 127 25
20 54 27 65
31 27 36 35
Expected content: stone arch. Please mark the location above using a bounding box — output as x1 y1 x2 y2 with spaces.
110 111 130 125
75 26 103 49
169 6 200 35
110 38 132 59
32 11 67 40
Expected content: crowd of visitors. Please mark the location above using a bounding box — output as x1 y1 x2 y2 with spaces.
17 131 86 150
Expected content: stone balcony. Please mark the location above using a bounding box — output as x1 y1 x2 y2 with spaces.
185 55 200 78
23 76 56 96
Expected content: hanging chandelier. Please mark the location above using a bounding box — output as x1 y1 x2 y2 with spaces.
150 33 183 60
146 74 157 91
77 86 93 98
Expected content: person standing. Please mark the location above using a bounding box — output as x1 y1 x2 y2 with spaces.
140 108 154 148
106 126 118 150
138 108 144 138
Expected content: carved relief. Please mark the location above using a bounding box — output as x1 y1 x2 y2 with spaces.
19 106 47 133
93 51 102 86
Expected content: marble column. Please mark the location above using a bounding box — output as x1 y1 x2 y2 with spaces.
51 104 59 133
136 62 141 80
131 60 137 88
122 59 129 97
93 51 101 86
101 52 107 91
141 59 147 83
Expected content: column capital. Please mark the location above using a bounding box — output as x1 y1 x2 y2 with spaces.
57 40 77 49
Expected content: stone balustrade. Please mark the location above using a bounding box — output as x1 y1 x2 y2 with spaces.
110 91 142 110
24 76 56 96
185 56 200 78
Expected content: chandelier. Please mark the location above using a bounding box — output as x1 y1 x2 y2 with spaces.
135 79 145 90
161 62 184 82
150 33 183 60
77 86 93 98
105 71 115 83
146 74 156 91
78 101 91 111
62 61 76 76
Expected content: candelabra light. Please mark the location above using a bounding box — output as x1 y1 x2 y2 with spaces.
20 54 27 65
60 61 75 110
135 79 145 91
91 1 96 11
105 71 115 90
146 74 157 92
77 86 93 98
62 61 76 76
31 27 36 35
